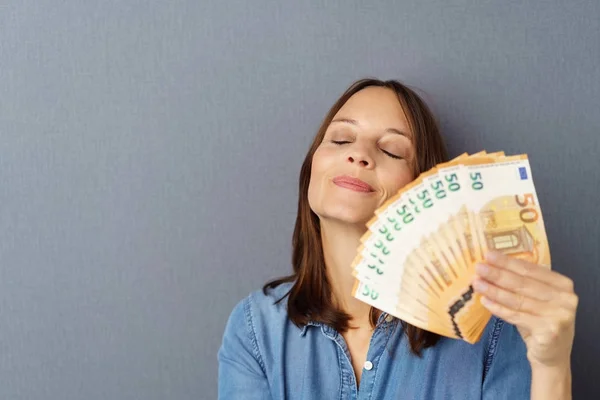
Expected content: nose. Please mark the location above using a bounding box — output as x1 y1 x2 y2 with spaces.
347 147 374 168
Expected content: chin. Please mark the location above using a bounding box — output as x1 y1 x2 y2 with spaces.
308 190 378 227
316 206 374 227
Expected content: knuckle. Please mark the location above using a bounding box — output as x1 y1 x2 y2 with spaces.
568 293 579 310
572 294 579 309
547 323 561 339
560 292 579 310
564 278 575 292
546 314 574 338
560 309 576 326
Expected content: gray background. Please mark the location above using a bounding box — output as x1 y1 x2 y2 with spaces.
1 1 598 399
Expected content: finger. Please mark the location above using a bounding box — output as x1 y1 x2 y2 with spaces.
484 251 575 292
473 277 549 315
475 262 556 303
482 294 578 362
479 295 541 332
479 295 576 346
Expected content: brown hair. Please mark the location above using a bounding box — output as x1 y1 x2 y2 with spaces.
263 78 450 356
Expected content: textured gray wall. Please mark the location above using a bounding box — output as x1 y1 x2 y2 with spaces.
1 1 598 399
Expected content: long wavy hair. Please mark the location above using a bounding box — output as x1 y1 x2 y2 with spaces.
263 78 450 355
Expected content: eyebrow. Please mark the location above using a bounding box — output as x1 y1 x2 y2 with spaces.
330 118 412 141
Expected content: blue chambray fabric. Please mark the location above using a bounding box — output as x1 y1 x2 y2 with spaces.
218 282 531 400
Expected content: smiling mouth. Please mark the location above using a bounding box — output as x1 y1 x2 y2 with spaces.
332 176 374 193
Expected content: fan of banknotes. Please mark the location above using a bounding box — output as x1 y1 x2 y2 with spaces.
351 151 551 344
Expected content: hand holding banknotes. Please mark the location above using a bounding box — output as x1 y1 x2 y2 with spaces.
473 250 578 368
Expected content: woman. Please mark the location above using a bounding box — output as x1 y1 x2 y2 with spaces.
217 78 578 399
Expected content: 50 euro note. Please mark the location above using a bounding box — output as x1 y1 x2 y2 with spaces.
432 153 551 342
465 154 551 267
446 152 505 267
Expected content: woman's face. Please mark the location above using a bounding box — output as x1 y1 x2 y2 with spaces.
308 86 415 226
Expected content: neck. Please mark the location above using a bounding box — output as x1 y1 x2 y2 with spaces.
320 218 379 329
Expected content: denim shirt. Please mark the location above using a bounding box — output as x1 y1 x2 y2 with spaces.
217 282 531 399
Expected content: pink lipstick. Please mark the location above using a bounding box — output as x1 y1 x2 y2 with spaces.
332 175 374 193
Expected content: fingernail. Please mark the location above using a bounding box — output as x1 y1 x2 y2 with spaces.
480 296 492 306
473 279 488 292
476 263 489 276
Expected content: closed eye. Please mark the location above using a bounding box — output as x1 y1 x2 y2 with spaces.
383 150 403 160
332 140 403 160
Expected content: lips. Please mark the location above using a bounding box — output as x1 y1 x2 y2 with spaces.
332 175 374 193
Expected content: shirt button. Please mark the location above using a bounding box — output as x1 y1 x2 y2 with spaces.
385 315 394 323
363 361 373 371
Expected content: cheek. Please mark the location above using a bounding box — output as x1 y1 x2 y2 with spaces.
310 147 335 176
382 167 414 194
307 149 327 202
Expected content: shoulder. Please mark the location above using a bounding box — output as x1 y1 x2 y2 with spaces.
231 281 293 324
219 281 295 370
250 281 294 317
222 281 295 341
218 283 294 397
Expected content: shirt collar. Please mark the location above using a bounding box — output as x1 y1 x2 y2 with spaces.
299 320 323 337
298 312 397 337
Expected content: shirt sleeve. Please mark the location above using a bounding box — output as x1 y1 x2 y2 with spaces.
217 296 271 400
482 318 532 400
